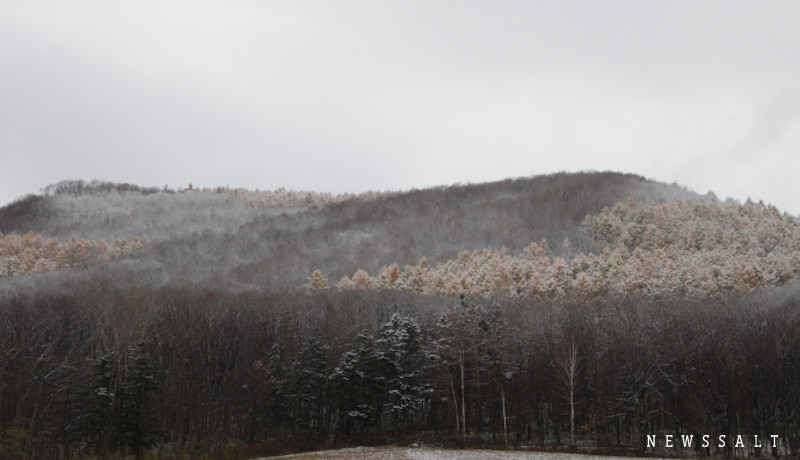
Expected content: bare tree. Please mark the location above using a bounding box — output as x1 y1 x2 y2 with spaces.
555 330 581 446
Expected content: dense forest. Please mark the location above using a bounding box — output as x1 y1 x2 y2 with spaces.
1 172 798 459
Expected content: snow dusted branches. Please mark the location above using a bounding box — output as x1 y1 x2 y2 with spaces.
0 231 148 278
583 198 799 255
304 270 330 295
335 199 800 301
196 186 390 209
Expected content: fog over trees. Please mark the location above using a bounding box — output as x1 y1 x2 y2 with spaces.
1 172 798 459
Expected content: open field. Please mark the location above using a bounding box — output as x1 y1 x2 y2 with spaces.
258 446 666 460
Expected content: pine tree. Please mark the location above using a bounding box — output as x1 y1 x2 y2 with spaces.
330 331 388 437
79 353 117 457
113 342 160 458
376 313 430 431
288 338 329 438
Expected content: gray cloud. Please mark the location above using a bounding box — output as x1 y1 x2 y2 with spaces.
3 0 800 214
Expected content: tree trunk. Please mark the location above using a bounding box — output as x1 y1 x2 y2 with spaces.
460 348 466 445
502 385 509 446
447 369 460 439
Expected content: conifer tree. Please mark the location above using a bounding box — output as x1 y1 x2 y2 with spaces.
304 270 330 295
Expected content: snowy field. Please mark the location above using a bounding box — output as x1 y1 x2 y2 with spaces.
258 446 665 459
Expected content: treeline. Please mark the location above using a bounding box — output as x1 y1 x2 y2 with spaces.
41 180 167 197
204 186 390 210
1 285 799 458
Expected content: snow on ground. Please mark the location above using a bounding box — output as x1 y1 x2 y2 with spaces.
259 446 666 459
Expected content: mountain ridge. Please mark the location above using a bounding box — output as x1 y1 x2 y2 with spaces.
0 171 709 291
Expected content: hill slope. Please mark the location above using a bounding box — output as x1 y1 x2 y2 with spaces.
0 172 702 291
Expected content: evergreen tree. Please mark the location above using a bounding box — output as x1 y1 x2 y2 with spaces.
113 342 160 458
376 313 431 431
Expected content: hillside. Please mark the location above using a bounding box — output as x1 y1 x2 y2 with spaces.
0 171 701 292
3 172 799 460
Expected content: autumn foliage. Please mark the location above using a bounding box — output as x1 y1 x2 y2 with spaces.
0 231 147 278
337 199 800 300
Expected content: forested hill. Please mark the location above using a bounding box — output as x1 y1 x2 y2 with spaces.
4 172 800 460
0 171 702 292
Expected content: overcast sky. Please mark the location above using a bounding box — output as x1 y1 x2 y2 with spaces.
2 1 800 215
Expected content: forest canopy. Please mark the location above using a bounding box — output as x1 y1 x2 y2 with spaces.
337 199 800 300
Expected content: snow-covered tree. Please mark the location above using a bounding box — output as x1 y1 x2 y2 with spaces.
304 270 330 295
376 313 430 430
